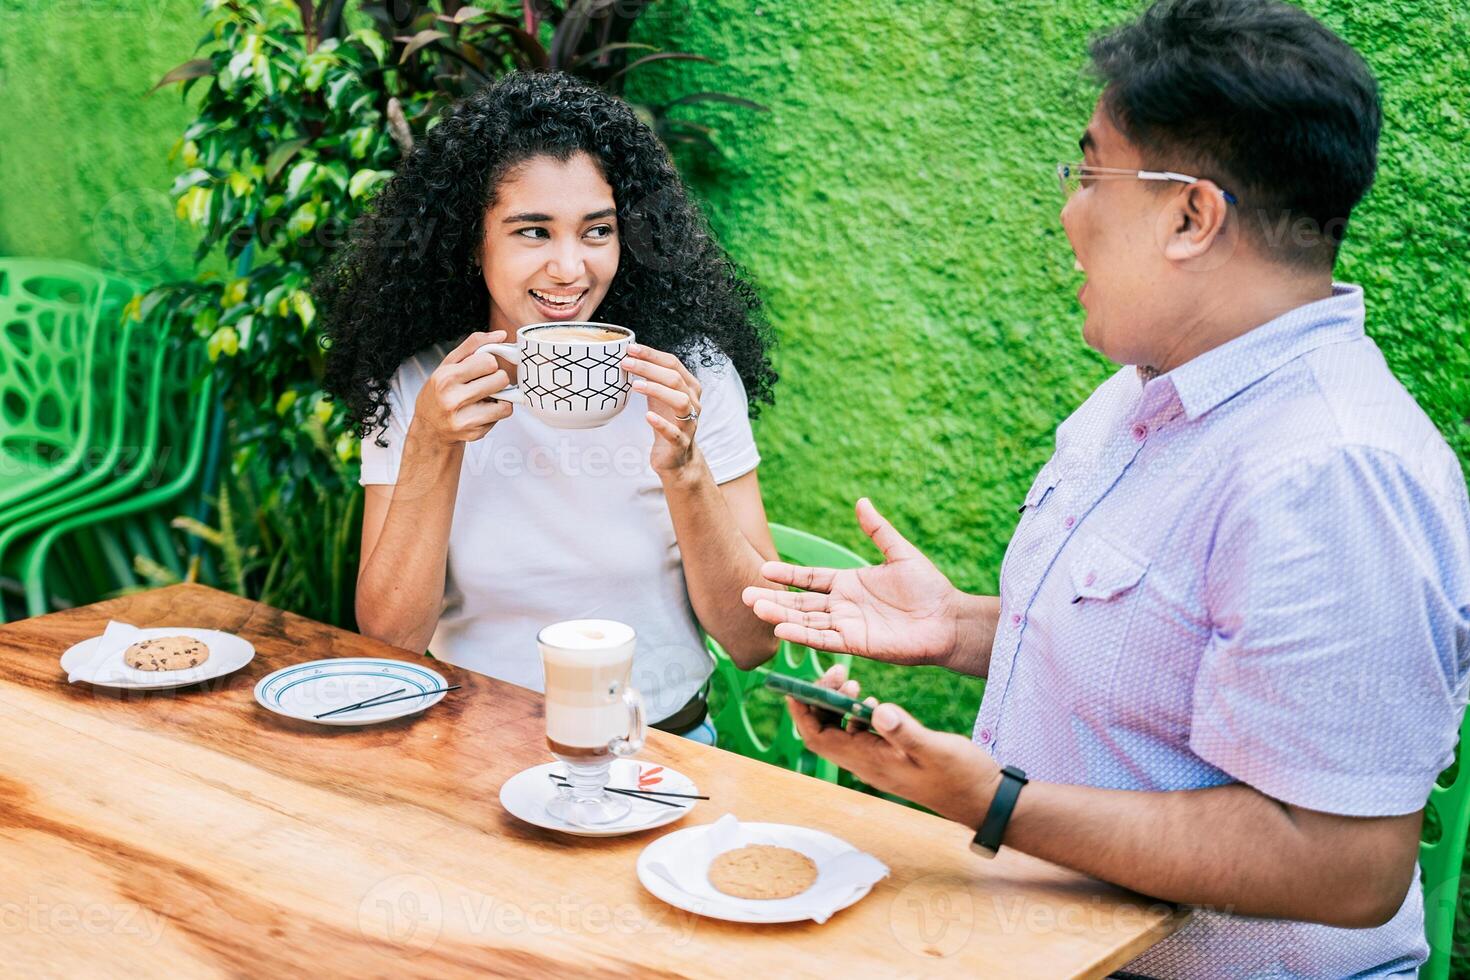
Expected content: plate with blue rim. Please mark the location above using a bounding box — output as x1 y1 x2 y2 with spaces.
253 658 449 726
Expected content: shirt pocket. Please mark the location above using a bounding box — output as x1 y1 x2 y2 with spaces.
1068 533 1148 603
1017 460 1060 515
1000 461 1063 593
1053 532 1150 714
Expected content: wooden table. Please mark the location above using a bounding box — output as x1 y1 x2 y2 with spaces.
0 584 1185 977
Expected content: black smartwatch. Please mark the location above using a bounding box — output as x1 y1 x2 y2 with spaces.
970 765 1028 858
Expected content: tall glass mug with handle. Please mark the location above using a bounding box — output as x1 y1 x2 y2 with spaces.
477 322 634 429
539 619 645 825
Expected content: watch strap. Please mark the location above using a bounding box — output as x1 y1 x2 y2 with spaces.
971 765 1028 858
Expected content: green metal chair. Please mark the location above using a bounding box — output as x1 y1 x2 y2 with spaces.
1420 707 1470 980
0 313 166 622
0 274 142 531
705 523 866 783
0 259 113 516
18 334 213 619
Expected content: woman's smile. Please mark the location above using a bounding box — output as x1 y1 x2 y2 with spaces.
529 286 590 320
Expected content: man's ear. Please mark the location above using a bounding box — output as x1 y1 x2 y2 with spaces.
1159 180 1235 268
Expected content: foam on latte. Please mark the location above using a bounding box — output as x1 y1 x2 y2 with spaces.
539 620 636 754
540 620 635 649
527 325 627 344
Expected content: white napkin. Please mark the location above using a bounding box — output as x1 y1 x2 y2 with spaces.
648 814 888 923
67 620 145 684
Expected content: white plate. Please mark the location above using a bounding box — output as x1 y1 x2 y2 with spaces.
60 627 255 690
253 658 448 726
500 759 698 837
636 822 879 923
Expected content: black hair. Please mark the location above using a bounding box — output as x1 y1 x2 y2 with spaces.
317 71 776 441
1089 0 1381 268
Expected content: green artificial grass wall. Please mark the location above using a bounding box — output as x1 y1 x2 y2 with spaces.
0 0 205 279
0 1 1465 739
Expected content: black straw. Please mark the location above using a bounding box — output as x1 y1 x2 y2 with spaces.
547 772 708 805
313 687 405 719
315 685 460 719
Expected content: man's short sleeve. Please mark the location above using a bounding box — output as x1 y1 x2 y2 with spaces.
1191 445 1470 817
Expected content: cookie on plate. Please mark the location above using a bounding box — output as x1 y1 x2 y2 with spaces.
124 636 211 671
708 844 818 899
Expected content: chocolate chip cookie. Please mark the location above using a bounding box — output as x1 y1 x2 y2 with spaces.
123 636 211 671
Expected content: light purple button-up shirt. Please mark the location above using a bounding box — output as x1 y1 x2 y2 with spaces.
977 284 1470 978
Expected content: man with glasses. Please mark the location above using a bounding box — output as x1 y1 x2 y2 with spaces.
744 0 1470 975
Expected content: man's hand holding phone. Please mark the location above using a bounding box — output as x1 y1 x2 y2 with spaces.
778 663 1004 831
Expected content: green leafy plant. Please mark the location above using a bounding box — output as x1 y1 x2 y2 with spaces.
373 1 763 154
137 0 759 627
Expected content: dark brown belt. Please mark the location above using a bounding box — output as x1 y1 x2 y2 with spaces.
650 685 710 737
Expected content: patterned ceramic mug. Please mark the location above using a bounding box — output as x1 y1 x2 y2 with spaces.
477 321 634 429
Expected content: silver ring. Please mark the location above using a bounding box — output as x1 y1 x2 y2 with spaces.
675 408 699 423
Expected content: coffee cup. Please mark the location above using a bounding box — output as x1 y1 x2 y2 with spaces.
538 619 645 826
477 322 634 429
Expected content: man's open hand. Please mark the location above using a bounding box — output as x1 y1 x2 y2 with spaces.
742 498 964 667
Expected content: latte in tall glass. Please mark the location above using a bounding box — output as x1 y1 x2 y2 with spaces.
538 619 645 825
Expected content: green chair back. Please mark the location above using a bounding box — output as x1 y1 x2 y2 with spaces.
706 523 866 782
0 313 165 621
1420 706 1470 980
0 259 110 514
0 272 142 530
19 333 213 619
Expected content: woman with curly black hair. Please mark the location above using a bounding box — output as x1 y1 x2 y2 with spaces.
317 72 780 743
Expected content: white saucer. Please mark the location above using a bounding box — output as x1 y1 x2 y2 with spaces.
500 759 699 837
636 821 884 923
253 658 448 726
61 627 255 690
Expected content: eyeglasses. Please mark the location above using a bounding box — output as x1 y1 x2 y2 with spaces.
1056 162 1237 205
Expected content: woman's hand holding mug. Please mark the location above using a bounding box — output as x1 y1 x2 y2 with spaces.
623 343 703 478
411 325 703 479
414 330 515 446
475 322 634 430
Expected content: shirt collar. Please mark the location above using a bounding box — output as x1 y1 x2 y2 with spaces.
1153 283 1366 422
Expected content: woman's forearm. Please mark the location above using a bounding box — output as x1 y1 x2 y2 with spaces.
662 452 778 669
356 424 464 651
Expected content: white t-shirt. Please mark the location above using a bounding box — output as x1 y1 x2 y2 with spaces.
359 339 761 723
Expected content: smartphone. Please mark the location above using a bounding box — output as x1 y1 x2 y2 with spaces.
764 671 874 723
